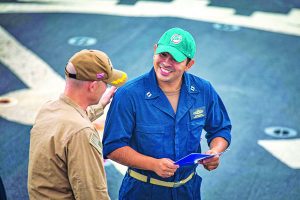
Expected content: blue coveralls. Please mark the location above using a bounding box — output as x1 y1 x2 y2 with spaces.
103 68 231 200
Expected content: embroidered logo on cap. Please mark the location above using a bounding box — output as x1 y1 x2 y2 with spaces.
170 34 182 44
96 72 105 79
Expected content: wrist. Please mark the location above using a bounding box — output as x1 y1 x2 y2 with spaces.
147 157 158 172
98 101 105 109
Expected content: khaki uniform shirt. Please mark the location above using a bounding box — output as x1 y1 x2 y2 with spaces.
28 94 109 200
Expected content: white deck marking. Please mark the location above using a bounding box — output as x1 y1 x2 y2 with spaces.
0 26 64 125
0 0 299 36
258 139 300 169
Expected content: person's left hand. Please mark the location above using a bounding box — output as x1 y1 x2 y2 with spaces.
198 149 220 171
100 86 117 108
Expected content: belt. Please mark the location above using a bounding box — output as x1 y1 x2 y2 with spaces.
128 169 195 188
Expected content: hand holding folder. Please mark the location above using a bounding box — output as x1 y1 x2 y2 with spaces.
174 150 228 167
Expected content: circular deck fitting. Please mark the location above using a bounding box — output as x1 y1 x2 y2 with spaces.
213 24 240 32
68 36 97 46
264 126 297 138
0 97 18 108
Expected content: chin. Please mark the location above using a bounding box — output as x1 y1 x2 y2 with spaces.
157 76 171 83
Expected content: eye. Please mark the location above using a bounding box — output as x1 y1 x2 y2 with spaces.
160 52 168 57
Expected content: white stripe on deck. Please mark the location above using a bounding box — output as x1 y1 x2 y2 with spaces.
0 0 299 36
0 26 64 125
258 139 300 169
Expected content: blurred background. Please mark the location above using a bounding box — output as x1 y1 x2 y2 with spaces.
0 0 300 199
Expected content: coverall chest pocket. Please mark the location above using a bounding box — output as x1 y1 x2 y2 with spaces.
187 119 205 153
135 124 165 158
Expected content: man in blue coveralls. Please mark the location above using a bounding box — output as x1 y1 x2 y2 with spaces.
103 27 232 200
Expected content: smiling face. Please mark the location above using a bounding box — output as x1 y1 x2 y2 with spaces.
153 45 194 88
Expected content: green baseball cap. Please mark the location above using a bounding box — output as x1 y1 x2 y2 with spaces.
156 27 196 62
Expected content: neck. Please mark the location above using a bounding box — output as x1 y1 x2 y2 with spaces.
158 79 182 93
64 90 89 111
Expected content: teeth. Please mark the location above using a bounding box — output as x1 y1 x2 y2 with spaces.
161 67 171 73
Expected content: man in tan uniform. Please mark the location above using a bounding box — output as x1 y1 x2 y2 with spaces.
28 49 127 199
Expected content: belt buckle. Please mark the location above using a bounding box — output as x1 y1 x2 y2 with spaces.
173 180 183 188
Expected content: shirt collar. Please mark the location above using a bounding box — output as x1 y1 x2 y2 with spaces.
144 67 199 99
59 94 89 119
144 68 160 99
182 71 199 94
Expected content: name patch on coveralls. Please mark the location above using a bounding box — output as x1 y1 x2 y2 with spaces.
190 107 206 120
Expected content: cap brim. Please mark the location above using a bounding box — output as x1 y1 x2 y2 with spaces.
156 45 187 62
105 69 127 87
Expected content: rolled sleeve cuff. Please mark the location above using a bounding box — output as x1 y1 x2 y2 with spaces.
206 129 231 147
103 142 128 159
87 103 104 122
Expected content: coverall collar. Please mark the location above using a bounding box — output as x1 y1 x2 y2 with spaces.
60 94 90 121
144 67 199 99
143 68 199 120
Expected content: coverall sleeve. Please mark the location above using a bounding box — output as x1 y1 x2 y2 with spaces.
66 128 110 200
102 88 135 158
204 83 232 146
86 103 104 122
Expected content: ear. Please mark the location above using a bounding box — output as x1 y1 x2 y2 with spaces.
153 44 158 54
88 81 98 92
185 59 195 71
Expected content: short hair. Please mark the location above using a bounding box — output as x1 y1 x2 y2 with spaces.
186 58 191 65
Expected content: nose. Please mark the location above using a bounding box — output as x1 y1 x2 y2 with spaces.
164 54 174 64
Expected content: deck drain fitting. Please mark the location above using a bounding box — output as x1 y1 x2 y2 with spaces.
264 126 297 138
213 24 240 32
0 97 18 108
68 36 97 46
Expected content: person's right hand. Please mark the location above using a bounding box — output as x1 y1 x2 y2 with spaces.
99 86 117 108
153 158 179 178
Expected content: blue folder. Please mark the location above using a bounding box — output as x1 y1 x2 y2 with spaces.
174 153 214 166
